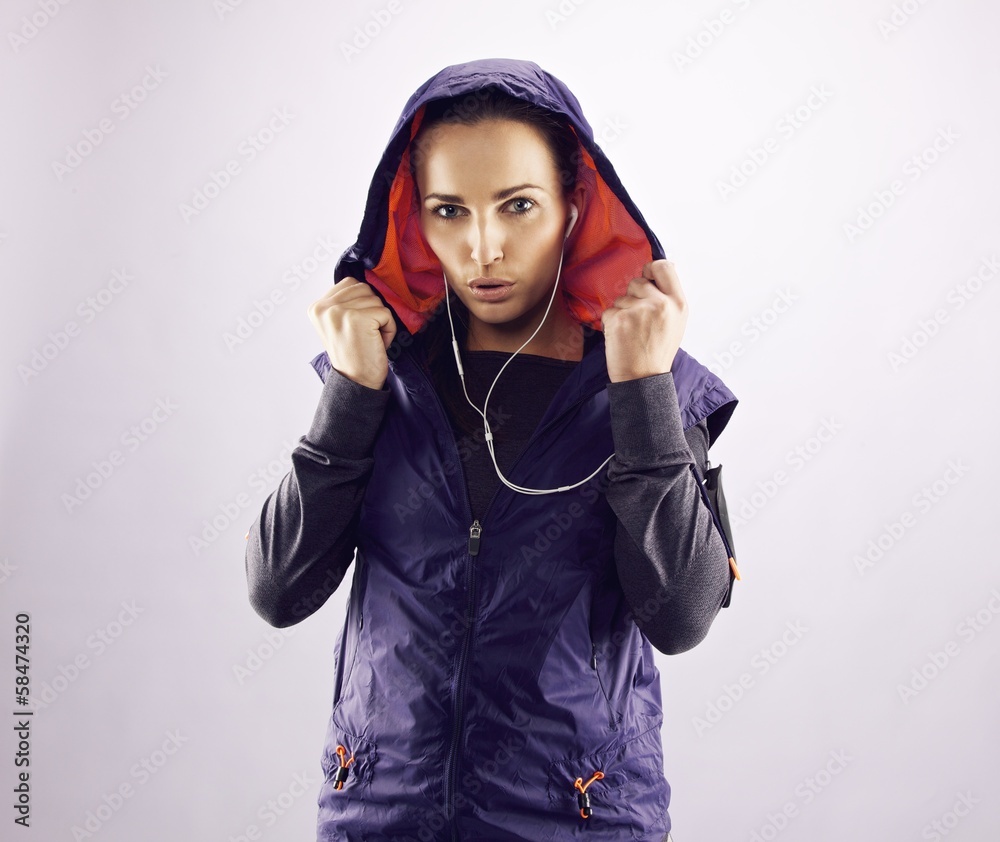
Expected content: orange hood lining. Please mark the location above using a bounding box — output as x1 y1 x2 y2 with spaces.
364 103 653 337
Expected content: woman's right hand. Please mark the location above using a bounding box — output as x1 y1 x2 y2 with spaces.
308 277 397 390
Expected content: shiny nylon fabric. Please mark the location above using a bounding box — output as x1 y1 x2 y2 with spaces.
309 58 738 841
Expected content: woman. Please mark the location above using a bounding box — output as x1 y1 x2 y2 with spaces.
246 57 739 842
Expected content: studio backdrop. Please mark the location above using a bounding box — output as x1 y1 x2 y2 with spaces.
2 1 997 840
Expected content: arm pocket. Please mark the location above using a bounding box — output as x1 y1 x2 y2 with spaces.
701 463 739 608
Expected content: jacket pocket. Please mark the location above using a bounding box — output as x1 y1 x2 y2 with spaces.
586 579 626 732
692 461 739 608
331 551 368 713
545 724 664 838
587 631 622 732
320 729 378 793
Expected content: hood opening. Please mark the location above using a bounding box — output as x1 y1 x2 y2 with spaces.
363 101 655 338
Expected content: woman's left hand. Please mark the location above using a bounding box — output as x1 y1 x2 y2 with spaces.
601 259 688 383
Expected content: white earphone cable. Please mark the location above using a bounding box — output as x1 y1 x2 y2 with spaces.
442 213 615 495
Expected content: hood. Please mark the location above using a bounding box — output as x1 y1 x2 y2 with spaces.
310 57 665 360
307 58 737 445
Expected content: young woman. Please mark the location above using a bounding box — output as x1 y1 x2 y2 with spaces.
246 57 739 842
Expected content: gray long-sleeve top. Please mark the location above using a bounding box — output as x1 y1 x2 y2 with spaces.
245 344 731 655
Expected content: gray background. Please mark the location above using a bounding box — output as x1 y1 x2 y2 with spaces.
2 0 998 839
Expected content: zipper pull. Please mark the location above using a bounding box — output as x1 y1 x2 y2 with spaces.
591 643 598 670
468 519 482 556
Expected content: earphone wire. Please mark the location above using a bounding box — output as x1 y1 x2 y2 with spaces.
443 232 615 495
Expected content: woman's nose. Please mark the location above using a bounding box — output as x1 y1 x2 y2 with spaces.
470 219 503 265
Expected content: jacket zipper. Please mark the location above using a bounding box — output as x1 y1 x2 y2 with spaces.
402 349 608 840
448 385 609 841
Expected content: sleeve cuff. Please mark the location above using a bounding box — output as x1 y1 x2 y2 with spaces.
306 365 391 459
606 372 691 461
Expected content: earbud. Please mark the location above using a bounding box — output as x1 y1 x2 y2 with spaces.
564 204 579 241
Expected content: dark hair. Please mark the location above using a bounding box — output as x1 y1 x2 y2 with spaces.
407 85 581 438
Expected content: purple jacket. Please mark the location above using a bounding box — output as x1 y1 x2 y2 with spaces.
303 58 738 841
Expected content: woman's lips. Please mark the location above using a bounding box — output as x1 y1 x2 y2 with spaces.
469 282 513 302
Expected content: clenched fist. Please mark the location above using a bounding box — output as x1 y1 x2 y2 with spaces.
601 260 688 383
308 277 397 390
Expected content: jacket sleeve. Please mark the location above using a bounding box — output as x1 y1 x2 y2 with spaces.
604 372 732 655
245 366 391 628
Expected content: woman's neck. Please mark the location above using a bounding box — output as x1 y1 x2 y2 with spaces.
464 300 584 362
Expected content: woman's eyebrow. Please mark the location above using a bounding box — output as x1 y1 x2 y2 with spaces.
423 183 545 204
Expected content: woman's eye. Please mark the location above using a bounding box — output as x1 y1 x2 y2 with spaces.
430 199 534 220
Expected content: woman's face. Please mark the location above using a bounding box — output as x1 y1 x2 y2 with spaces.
413 118 581 344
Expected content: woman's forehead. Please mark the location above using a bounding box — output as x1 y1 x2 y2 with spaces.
414 121 560 196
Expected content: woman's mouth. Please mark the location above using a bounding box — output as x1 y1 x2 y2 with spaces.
469 280 513 302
